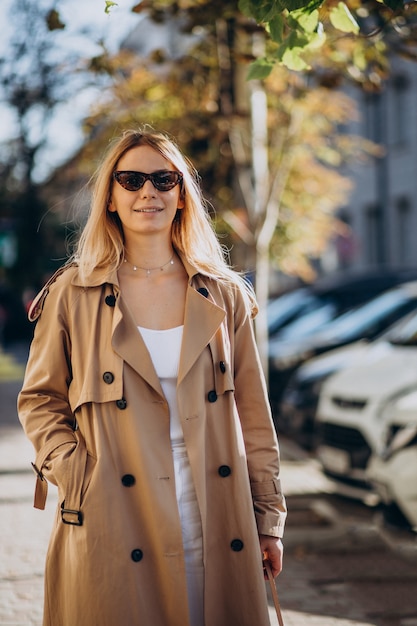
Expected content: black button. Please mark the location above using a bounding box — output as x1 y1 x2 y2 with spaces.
230 539 244 552
207 390 217 403
131 549 143 562
116 398 127 410
103 372 114 384
121 474 135 487
218 465 231 477
105 294 116 307
197 287 209 298
219 361 226 373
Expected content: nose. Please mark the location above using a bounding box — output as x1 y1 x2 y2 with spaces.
140 179 157 197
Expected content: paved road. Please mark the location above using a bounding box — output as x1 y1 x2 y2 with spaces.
1 346 417 626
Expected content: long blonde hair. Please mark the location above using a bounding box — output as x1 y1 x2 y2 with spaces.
73 127 256 312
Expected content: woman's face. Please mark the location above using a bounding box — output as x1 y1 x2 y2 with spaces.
108 144 184 239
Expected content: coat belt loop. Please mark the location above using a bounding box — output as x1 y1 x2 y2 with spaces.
32 464 48 510
60 435 87 526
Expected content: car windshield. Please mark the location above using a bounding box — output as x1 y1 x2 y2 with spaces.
276 303 337 341
267 289 322 335
315 289 417 343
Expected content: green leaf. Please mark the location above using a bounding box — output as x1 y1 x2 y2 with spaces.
104 1 118 14
290 8 319 32
268 15 285 43
329 3 360 34
246 58 275 80
282 46 310 70
287 29 310 49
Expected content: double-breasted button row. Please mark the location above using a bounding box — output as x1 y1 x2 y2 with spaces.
102 373 126 409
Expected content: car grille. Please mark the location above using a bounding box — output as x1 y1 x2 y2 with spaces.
320 423 372 469
331 396 367 410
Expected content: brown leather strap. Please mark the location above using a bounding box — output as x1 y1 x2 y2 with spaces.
264 560 284 626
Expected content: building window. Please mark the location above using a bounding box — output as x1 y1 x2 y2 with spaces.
363 93 379 142
365 204 384 264
391 74 409 146
397 197 412 264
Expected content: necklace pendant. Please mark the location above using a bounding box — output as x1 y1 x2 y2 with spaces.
146 269 151 277
133 265 137 271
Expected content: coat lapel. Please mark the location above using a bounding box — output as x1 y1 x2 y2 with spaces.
111 295 164 396
178 284 225 385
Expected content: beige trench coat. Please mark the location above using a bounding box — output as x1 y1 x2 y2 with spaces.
18 256 286 626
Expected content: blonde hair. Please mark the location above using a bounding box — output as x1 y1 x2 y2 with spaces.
73 127 256 312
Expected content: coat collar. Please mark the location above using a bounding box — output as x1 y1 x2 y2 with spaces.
74 253 226 393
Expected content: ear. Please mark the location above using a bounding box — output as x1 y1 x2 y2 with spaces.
177 194 185 210
107 197 116 213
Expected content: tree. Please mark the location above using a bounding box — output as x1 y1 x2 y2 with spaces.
239 0 417 79
53 7 378 377
99 1 417 85
0 0 111 295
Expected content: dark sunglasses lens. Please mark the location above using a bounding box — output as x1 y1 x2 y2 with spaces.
115 172 145 191
153 172 181 191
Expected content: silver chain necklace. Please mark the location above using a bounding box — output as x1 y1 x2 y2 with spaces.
123 254 174 277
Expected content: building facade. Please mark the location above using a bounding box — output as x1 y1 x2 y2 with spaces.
329 55 417 273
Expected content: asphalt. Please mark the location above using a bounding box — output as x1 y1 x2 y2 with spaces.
1 345 417 626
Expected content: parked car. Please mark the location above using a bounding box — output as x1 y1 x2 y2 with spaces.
278 310 417 450
279 340 382 449
316 308 417 499
269 281 417 415
267 287 331 337
267 267 417 338
367 389 417 531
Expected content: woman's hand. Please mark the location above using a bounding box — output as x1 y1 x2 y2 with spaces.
259 535 284 578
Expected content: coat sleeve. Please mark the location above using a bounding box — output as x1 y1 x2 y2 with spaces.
17 276 78 508
231 287 287 538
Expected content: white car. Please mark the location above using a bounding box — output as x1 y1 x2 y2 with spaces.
316 311 417 500
367 389 417 531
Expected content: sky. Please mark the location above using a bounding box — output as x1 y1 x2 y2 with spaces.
0 0 141 182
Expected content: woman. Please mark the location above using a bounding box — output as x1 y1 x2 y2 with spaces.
18 128 286 626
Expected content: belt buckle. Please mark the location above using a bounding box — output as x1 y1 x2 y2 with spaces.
61 505 83 526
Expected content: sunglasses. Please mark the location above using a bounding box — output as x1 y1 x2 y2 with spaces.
113 170 183 192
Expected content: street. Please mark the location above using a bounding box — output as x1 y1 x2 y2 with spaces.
1 347 417 626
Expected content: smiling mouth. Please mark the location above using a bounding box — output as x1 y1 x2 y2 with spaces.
133 208 163 213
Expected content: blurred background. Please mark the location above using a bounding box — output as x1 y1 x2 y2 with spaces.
1 0 417 536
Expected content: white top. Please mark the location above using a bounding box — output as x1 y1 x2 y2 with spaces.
137 325 184 445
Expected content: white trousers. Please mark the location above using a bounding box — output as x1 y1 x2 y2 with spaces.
172 445 205 626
